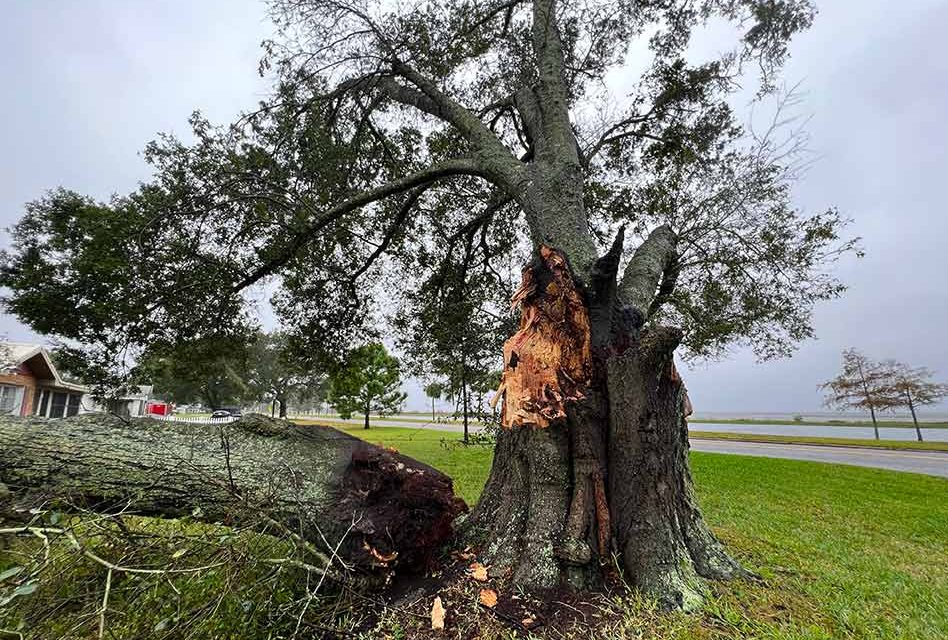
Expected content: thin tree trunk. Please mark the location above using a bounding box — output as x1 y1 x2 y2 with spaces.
462 378 470 444
857 363 880 440
431 397 436 423
364 401 370 430
907 392 922 442
869 404 879 439
278 397 288 419
0 413 466 573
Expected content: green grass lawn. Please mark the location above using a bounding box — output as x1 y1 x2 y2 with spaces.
3 423 945 639
336 424 948 639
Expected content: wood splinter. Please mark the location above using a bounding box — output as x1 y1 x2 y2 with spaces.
491 245 592 429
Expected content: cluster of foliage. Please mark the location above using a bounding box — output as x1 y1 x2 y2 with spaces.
244 331 327 416
821 348 947 440
0 0 860 394
133 330 325 413
326 342 406 428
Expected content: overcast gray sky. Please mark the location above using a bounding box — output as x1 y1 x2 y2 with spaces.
2 0 946 415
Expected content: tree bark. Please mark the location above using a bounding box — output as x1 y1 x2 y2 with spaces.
0 413 465 575
278 397 288 419
907 392 922 442
466 244 746 609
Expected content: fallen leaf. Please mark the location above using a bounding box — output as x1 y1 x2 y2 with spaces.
431 596 446 630
479 589 497 608
522 615 536 628
469 562 488 582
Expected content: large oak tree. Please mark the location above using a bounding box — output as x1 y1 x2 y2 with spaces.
1 0 858 608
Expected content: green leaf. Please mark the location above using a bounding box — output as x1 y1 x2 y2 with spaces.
0 566 24 583
13 581 38 596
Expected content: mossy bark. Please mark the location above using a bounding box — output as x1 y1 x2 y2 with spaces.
0 413 465 574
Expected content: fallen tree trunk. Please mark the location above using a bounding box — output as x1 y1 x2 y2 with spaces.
0 413 466 575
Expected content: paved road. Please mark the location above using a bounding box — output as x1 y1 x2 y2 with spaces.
301 416 948 479
689 440 948 478
691 421 948 442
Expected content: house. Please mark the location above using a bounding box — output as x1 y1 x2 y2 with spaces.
0 342 94 418
105 385 167 417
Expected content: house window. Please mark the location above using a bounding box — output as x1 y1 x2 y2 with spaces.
37 390 49 417
66 394 81 417
50 391 68 419
0 385 24 415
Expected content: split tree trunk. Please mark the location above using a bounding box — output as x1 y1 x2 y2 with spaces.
0 413 465 575
466 244 746 609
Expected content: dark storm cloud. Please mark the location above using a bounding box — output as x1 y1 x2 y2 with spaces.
1 0 945 413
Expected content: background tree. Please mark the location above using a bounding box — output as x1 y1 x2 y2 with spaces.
246 331 324 417
819 348 890 439
0 0 861 607
423 381 445 422
877 362 948 442
394 227 516 442
327 343 406 429
134 336 251 410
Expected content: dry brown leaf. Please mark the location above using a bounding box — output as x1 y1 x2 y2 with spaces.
522 616 536 628
469 562 488 582
431 596 446 630
479 589 498 608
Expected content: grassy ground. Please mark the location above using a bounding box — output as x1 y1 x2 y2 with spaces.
688 430 948 452
337 424 948 639
2 424 945 639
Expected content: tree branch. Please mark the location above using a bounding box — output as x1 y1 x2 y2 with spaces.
385 63 524 186
531 0 578 163
619 225 678 316
231 158 487 292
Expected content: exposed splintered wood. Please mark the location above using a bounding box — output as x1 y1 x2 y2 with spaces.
492 245 592 428
0 413 467 576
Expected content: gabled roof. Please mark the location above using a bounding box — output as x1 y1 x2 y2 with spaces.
1 342 89 393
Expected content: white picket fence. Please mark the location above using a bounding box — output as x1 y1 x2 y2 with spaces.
151 414 237 425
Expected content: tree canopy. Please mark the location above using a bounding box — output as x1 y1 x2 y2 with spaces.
0 0 857 387
245 331 326 416
327 342 406 428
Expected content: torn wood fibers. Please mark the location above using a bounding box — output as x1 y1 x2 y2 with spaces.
492 245 592 428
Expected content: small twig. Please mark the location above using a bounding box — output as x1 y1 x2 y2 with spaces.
97 568 112 640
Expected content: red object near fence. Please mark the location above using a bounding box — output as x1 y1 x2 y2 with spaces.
145 401 170 416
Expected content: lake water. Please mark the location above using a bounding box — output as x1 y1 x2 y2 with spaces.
689 422 948 442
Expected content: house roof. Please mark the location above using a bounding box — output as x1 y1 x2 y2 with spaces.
1 342 89 393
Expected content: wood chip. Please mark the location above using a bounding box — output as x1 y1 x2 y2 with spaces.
469 562 488 582
479 588 498 608
431 596 445 630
